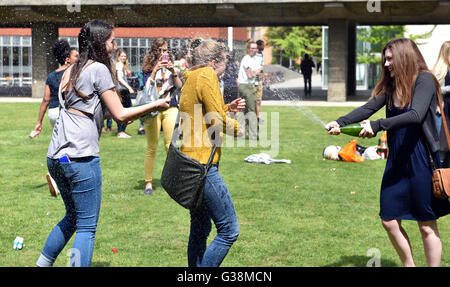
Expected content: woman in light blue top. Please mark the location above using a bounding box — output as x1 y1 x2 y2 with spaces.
36 19 169 267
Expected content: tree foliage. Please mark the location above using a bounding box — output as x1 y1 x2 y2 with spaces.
265 26 322 65
357 25 436 64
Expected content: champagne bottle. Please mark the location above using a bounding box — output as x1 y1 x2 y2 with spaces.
339 123 363 136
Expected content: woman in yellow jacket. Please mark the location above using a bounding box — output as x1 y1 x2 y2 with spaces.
141 38 182 195
179 39 245 266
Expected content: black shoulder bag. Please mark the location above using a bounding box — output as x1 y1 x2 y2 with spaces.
161 111 217 209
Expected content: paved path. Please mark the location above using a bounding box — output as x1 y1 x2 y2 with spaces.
0 96 365 107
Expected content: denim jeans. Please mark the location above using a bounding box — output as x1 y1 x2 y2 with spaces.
188 165 239 267
37 157 102 267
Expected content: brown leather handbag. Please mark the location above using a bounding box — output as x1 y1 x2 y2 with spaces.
429 93 450 199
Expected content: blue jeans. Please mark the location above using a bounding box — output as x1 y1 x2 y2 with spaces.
37 157 102 267
188 165 239 267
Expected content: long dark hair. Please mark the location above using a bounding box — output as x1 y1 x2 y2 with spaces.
67 19 117 98
142 37 172 73
372 38 441 108
52 39 71 65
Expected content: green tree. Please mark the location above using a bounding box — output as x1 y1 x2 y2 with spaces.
357 25 436 64
265 26 322 67
356 25 436 89
357 25 405 64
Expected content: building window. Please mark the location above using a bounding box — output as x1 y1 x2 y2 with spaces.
321 26 328 89
0 35 32 87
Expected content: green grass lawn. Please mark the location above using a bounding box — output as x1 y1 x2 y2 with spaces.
0 102 449 267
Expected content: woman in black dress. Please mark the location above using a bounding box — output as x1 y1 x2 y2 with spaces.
326 38 450 267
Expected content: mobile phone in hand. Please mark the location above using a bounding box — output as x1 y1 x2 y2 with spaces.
162 54 169 62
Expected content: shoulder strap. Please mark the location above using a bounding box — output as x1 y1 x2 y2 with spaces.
426 88 450 170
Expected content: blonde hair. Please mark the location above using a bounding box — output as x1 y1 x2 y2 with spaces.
191 39 227 68
432 41 450 85
114 49 130 74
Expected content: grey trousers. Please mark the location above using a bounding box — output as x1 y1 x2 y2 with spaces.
237 83 258 140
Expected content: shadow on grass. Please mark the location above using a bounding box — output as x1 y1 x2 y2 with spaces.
321 255 399 267
32 183 48 189
133 179 161 191
91 261 111 267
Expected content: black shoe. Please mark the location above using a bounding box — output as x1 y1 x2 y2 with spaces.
138 129 145 135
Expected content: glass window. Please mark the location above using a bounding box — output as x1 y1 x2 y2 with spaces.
139 39 147 47
22 47 30 66
139 47 146 58
3 36 11 46
122 38 129 46
13 36 21 46
323 59 328 88
131 38 138 47
3 47 11 66
22 36 31 46
13 47 20 66
131 47 137 67
69 37 78 47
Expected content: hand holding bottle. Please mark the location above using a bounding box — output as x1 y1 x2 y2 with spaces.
325 121 340 135
359 120 374 138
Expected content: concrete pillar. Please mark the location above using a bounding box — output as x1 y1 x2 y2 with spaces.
31 22 59 98
327 19 356 102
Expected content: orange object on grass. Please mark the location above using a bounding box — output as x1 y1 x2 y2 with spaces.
338 140 365 162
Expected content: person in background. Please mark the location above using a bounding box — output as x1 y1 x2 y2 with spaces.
326 38 450 267
114 49 134 139
31 40 78 136
255 40 265 123
432 41 450 167
30 39 78 197
36 19 169 267
237 41 263 141
300 53 315 97
179 39 245 267
141 38 183 195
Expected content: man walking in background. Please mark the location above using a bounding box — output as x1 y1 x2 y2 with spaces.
300 53 315 97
